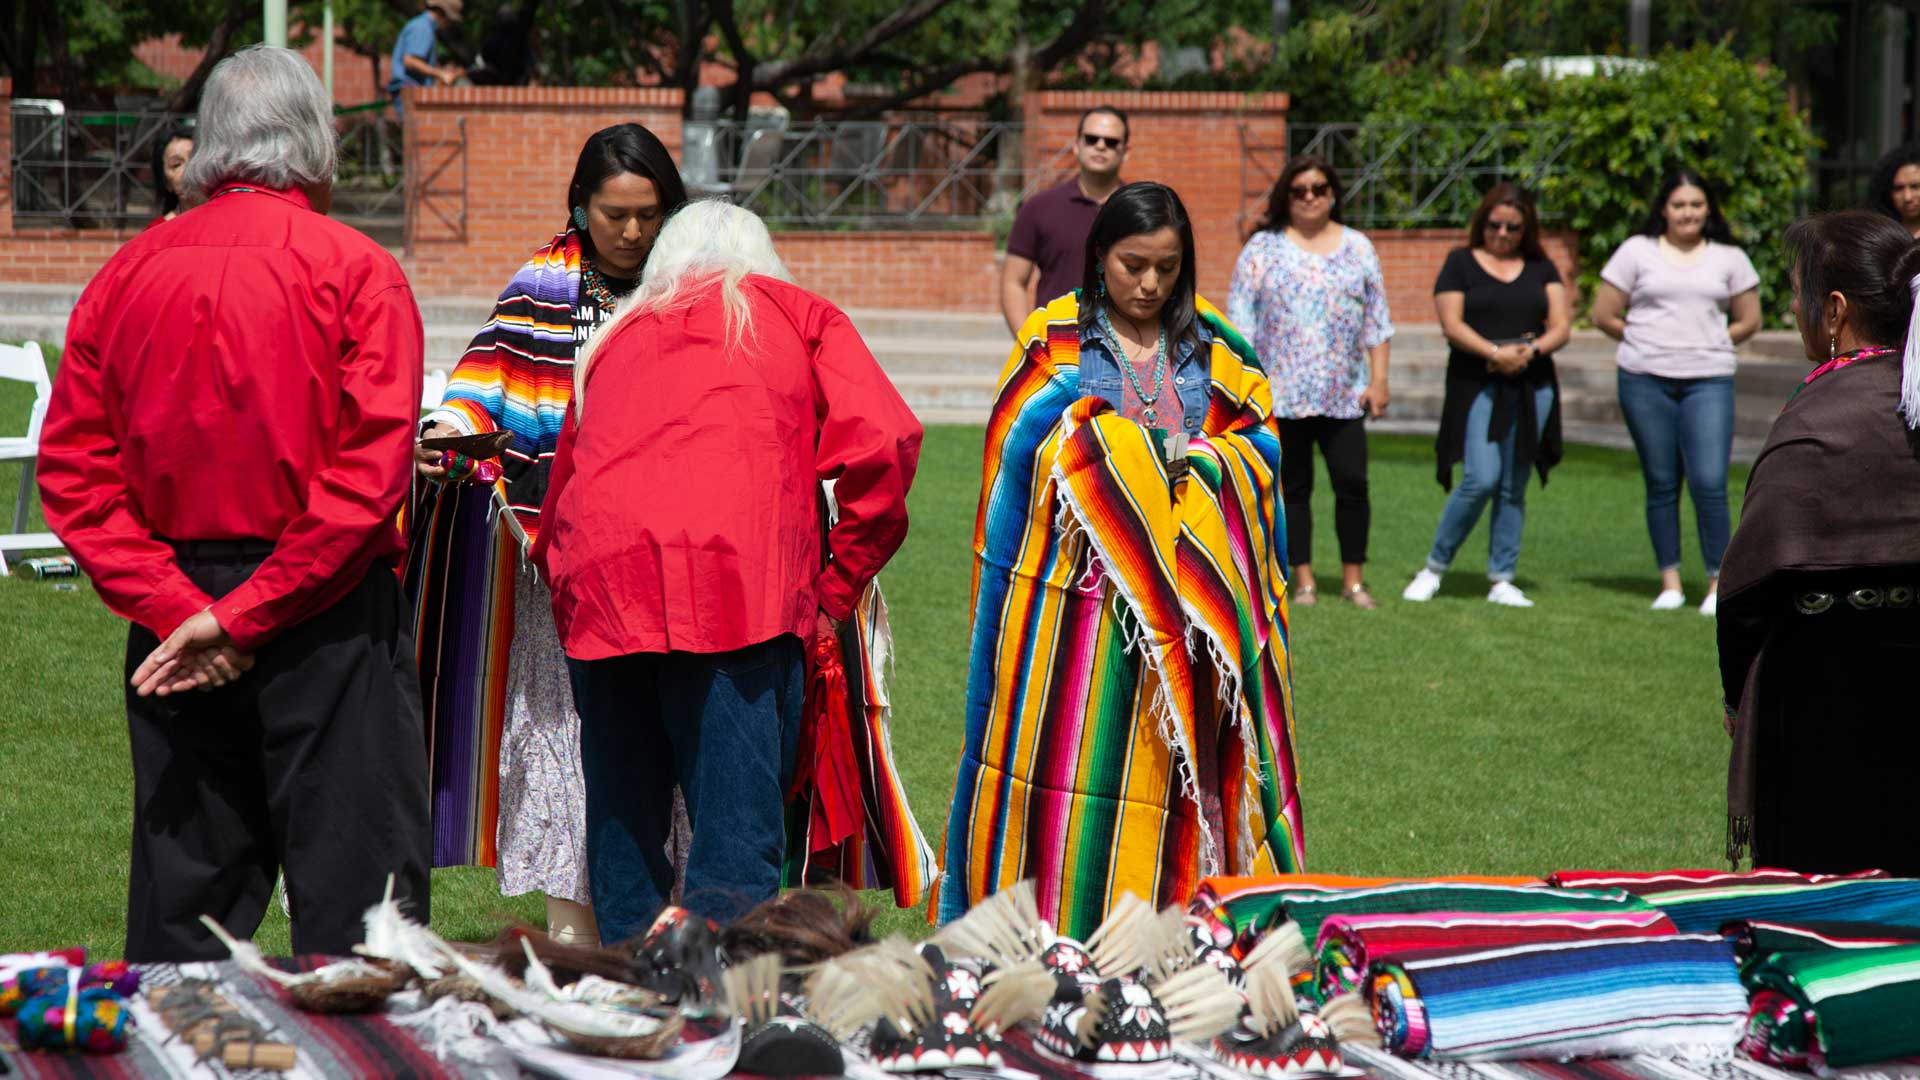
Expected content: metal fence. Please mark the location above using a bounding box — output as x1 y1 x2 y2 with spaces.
1248 122 1578 229
9 101 409 238
684 115 1039 228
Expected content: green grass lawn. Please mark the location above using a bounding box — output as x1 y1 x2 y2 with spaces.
0 418 1741 956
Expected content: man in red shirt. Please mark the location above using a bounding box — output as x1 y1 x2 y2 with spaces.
37 45 430 962
531 200 922 939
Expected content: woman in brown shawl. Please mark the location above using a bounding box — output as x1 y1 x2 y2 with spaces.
1720 210 1920 874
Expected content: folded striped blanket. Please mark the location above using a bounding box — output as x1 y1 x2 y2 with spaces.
1314 909 1680 1000
1743 942 1920 1070
1189 874 1544 957
1365 934 1747 1061
1622 878 1920 935
1726 920 1920 966
1549 868 1887 896
1279 883 1653 968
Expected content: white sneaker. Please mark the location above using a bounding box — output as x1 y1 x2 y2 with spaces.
1699 592 1717 617
1487 581 1533 608
1402 568 1443 602
1651 589 1687 611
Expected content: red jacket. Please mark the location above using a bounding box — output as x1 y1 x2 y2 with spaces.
532 274 921 659
38 185 424 652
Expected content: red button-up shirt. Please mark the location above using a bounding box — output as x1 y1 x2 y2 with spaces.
531 274 922 659
38 184 425 652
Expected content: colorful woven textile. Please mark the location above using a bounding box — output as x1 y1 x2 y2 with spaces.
1727 920 1920 966
783 583 938 907
1315 909 1680 1000
1365 934 1747 1061
936 294 1302 940
1742 941 1920 1070
1604 876 1920 935
1190 875 1548 957
1548 869 1887 897
404 479 516 868
1278 883 1653 968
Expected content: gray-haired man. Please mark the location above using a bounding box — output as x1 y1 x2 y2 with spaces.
38 46 430 961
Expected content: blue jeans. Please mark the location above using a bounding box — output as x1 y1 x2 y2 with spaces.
1426 383 1554 582
1615 370 1734 575
569 635 804 942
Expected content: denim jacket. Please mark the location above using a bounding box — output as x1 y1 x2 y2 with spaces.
1076 316 1214 438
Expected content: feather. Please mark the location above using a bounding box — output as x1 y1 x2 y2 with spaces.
1240 951 1298 1036
970 960 1054 1034
1319 992 1380 1047
1154 965 1242 1043
1141 906 1196 985
1084 893 1158 977
428 929 673 1040
197 915 387 989
355 874 447 979
804 939 934 1041
1074 985 1110 1048
932 880 1044 968
721 953 782 1029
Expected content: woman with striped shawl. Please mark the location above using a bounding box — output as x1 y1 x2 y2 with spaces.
407 124 687 944
936 182 1305 940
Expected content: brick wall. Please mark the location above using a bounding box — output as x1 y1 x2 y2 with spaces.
1020 90 1290 302
0 78 1572 319
401 85 686 295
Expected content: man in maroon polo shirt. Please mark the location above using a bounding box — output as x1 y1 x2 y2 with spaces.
1000 104 1130 334
38 45 430 962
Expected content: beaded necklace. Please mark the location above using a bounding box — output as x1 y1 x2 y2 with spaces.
1786 345 1898 408
1096 304 1170 427
580 259 637 311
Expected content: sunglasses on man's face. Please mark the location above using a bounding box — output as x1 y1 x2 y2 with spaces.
1289 182 1331 201
1486 220 1524 234
1081 133 1124 150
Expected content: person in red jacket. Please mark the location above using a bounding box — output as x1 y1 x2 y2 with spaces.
36 45 430 962
532 199 922 938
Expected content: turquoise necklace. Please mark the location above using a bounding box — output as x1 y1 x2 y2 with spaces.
1097 304 1169 426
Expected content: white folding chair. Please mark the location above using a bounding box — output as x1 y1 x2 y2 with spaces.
0 342 58 575
421 367 449 412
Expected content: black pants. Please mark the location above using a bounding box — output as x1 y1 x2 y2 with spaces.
124 544 431 961
1277 416 1370 567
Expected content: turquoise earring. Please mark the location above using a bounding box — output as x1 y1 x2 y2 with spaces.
572 206 589 231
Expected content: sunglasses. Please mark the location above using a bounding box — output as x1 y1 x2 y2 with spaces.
1289 182 1331 201
1080 133 1124 150
1486 221 1525 234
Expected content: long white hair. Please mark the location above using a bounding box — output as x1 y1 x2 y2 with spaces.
573 199 792 415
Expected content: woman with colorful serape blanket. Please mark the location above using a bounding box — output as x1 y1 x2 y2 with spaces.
407 124 687 944
936 182 1303 940
1719 210 1920 877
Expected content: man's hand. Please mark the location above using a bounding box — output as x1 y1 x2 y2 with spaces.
132 608 255 698
416 421 458 481
1358 381 1390 420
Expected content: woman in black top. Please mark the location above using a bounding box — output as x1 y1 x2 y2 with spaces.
1402 183 1570 607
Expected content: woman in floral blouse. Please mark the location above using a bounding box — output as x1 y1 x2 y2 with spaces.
1229 155 1395 608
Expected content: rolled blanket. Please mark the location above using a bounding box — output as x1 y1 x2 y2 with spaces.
1726 920 1920 968
1279 883 1653 968
1548 869 1887 896
1315 909 1680 1000
1190 875 1542 953
1364 934 1747 1061
1743 942 1920 1070
1631 877 1920 934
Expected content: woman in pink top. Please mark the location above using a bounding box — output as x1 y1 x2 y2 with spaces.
1591 168 1761 617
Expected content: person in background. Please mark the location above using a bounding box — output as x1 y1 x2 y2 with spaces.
1591 167 1760 616
1720 209 1920 876
36 46 428 962
1000 105 1128 334
468 1 537 86
413 124 688 946
149 125 194 224
939 182 1303 939
1229 154 1393 609
533 200 921 939
1403 183 1569 608
1868 143 1920 239
388 0 465 119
